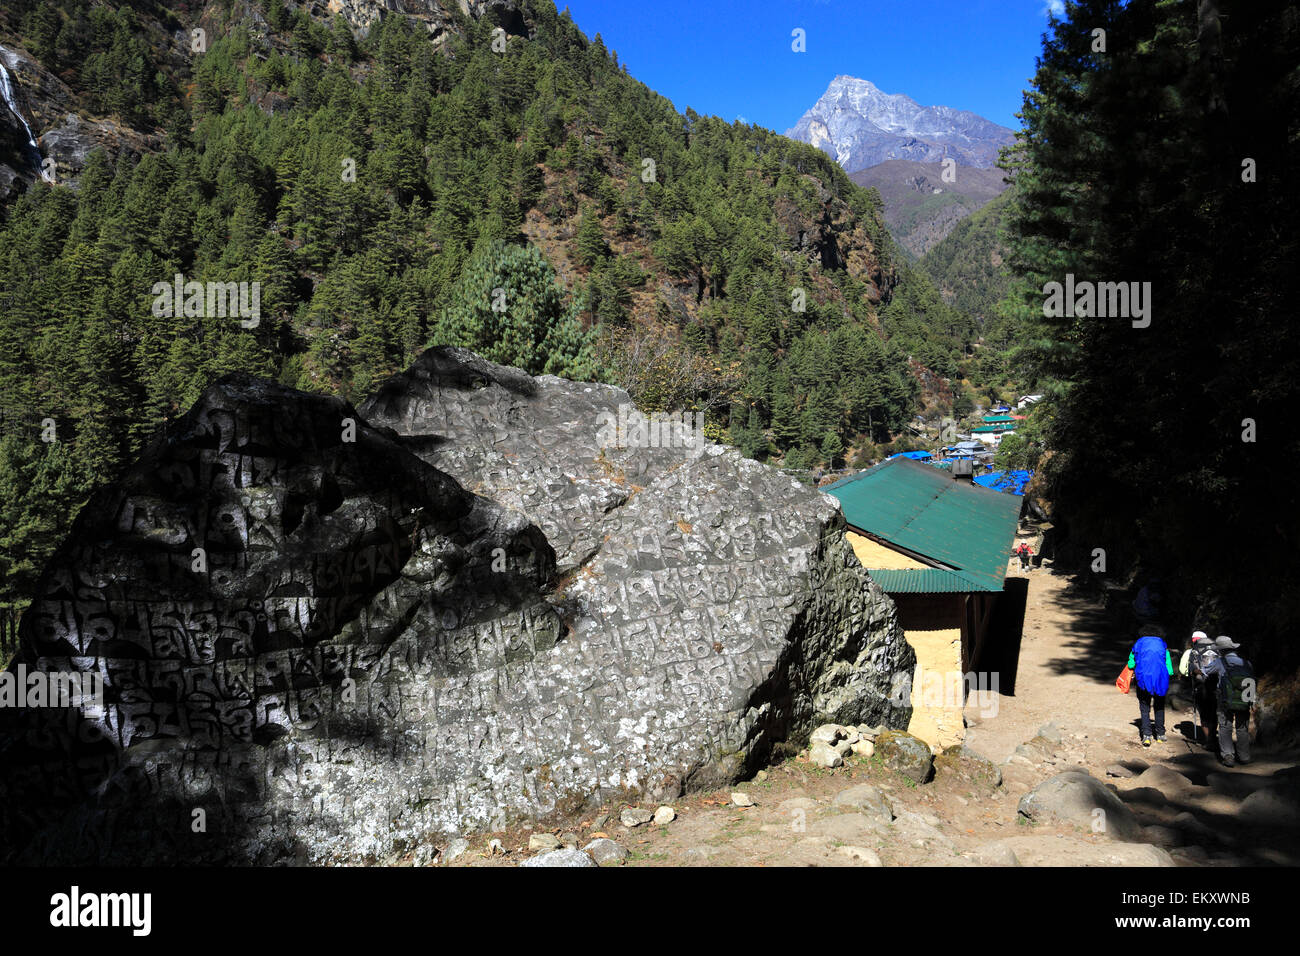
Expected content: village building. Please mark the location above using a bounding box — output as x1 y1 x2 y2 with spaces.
826 458 1025 751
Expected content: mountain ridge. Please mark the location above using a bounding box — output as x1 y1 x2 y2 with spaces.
786 75 1015 173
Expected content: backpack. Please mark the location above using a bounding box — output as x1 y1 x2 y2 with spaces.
1191 646 1218 683
1221 658 1254 711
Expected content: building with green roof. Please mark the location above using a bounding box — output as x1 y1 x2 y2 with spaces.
826 457 1025 684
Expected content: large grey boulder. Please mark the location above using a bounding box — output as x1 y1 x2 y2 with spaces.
0 349 913 864
1017 771 1143 842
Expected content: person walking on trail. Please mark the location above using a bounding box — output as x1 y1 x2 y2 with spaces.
1178 631 1219 748
1205 636 1255 767
1128 626 1174 746
1015 542 1033 571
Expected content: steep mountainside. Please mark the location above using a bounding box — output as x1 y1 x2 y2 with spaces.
920 186 1014 327
786 76 1015 173
850 159 1008 258
0 0 982 631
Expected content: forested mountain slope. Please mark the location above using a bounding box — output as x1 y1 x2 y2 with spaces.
0 0 991 631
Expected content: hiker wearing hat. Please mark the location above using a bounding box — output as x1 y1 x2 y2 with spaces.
1204 636 1255 767
1178 632 1219 747
1127 625 1174 746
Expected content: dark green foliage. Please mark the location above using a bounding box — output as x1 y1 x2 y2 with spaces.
432 240 601 378
0 0 975 619
1003 0 1300 666
920 187 1016 331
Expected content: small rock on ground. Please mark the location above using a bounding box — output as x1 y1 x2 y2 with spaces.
620 807 654 827
519 848 597 868
835 845 882 865
583 838 630 865
528 832 562 851
809 741 843 768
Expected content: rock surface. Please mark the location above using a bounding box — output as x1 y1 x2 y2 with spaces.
0 349 914 864
518 848 596 868
874 730 935 784
583 837 630 865
832 784 894 823
1017 771 1143 842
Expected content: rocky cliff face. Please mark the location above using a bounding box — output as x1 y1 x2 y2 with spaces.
0 41 162 199
0 349 912 864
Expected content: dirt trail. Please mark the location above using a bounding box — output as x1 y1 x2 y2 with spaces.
964 563 1141 763
445 563 1300 868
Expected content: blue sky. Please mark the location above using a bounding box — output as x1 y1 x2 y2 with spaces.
559 0 1058 132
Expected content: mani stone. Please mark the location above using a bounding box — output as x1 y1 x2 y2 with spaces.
0 348 914 864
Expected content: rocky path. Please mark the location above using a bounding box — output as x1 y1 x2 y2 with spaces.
437 565 1300 868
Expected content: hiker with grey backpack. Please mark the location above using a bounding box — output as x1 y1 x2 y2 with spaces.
1203 636 1255 767
1178 631 1219 749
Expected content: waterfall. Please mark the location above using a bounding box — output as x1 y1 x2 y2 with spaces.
0 45 40 155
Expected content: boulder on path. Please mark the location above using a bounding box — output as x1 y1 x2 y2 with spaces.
996 835 1175 867
0 350 916 865
832 784 895 823
1017 771 1144 841
970 842 1021 867
1131 765 1194 798
936 745 1002 788
875 730 935 784
1237 787 1300 827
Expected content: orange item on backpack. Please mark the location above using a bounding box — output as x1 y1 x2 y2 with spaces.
1115 666 1134 694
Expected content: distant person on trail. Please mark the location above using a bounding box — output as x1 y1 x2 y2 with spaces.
1133 579 1162 622
1015 542 1033 571
1205 636 1254 767
1128 625 1173 746
1178 631 1219 748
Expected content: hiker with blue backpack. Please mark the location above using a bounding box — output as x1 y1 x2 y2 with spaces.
1127 625 1174 746
1203 636 1255 767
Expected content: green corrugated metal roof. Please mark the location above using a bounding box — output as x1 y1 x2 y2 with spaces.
863 569 983 593
827 457 1021 593
983 415 1016 423
971 425 1012 433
